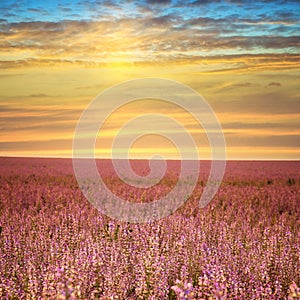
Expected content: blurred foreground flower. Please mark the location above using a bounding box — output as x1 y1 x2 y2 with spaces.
171 280 196 300
288 282 300 300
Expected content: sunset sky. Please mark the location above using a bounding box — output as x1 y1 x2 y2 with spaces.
0 0 299 160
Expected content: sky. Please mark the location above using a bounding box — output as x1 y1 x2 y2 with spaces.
0 0 299 160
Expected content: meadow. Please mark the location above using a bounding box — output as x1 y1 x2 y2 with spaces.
0 157 299 299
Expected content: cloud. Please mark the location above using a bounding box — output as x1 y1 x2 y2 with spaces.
0 52 299 72
0 139 72 151
0 1 299 69
267 82 281 87
29 93 52 98
234 82 252 87
0 17 299 69
225 134 300 148
58 7 72 12
191 0 221 5
27 8 47 13
0 73 25 77
225 82 253 89
145 0 172 4
214 91 300 115
0 102 84 146
144 14 176 27
223 120 300 131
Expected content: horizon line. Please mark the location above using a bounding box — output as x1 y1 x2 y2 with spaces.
0 155 299 162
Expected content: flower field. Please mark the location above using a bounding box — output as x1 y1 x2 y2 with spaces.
0 157 299 299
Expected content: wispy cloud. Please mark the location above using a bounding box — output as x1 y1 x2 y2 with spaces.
267 82 282 87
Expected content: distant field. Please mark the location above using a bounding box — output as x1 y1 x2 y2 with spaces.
0 157 299 299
